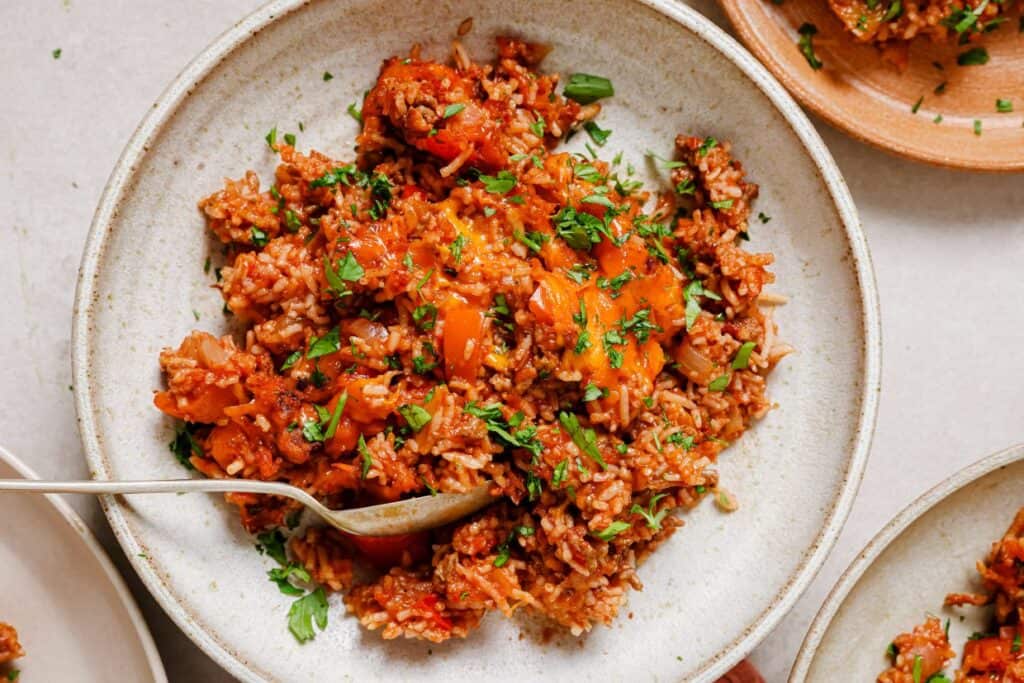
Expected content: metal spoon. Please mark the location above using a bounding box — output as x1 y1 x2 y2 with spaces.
0 478 494 536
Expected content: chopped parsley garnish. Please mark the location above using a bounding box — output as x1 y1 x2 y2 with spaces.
631 493 669 530
886 641 898 658
530 113 546 137
797 23 823 70
974 119 983 136
268 563 311 596
602 329 625 369
996 98 1013 113
323 392 348 440
307 326 341 359
698 136 718 156
398 404 432 432
493 525 535 567
758 211 771 224
645 149 686 169
310 164 360 189
912 655 923 683
708 374 731 392
347 102 362 124
250 226 269 247
934 81 947 95
582 382 605 402
581 193 616 209
683 280 722 330
443 103 466 118
565 263 595 284
265 126 278 150
412 303 438 331
957 47 989 66
322 71 334 81
513 229 548 254
911 95 924 114
593 520 630 541
280 350 301 372
558 412 606 469
288 587 329 643
552 460 568 487
619 308 662 344
731 341 757 370
883 0 903 22
553 206 608 250
323 251 364 297
563 73 615 104
464 402 542 457
597 270 633 297
583 121 612 146
168 423 201 470
942 1 990 34
525 470 543 501
479 170 517 194
450 234 467 264
255 529 288 565
710 199 734 210
283 132 296 146
1012 632 1022 652
357 434 372 479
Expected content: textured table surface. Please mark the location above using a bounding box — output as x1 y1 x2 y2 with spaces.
2 1 1021 680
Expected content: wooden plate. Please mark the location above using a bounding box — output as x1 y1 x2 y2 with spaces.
719 1 1024 171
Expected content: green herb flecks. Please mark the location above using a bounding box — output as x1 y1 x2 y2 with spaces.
564 73 614 104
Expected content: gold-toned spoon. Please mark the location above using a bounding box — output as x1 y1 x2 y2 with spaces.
0 478 494 536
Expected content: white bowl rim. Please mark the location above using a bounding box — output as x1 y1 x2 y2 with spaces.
71 0 881 680
0 444 168 683
789 442 1024 682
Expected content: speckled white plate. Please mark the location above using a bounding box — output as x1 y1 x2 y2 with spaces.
0 446 166 682
792 444 1024 681
71 1 880 681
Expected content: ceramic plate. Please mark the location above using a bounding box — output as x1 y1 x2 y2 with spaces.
72 0 880 680
0 446 166 682
719 1 1024 172
792 443 1024 681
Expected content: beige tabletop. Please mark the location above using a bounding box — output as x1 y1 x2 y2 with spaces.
1 1 1022 680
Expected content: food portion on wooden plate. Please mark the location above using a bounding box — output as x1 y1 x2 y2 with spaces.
719 0 1024 170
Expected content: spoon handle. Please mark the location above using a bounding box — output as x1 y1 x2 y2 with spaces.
0 478 306 500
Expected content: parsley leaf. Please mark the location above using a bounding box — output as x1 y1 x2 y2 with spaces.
168 423 201 470
307 326 341 359
287 587 329 643
564 73 614 104
630 493 669 530
731 341 757 370
797 23 823 70
398 404 432 432
558 412 606 469
357 434 372 479
593 520 630 541
957 47 989 66
479 170 517 194
268 563 311 596
443 103 466 118
255 529 288 565
583 121 612 146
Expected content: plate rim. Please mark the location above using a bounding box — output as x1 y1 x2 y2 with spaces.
70 0 881 680
0 445 168 683
789 442 1024 681
717 0 1024 173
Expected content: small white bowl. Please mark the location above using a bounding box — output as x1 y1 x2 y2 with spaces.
792 443 1024 681
0 445 166 682
72 0 880 680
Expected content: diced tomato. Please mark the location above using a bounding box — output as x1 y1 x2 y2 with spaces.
443 305 486 381
962 634 1017 674
341 530 431 569
413 594 453 631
